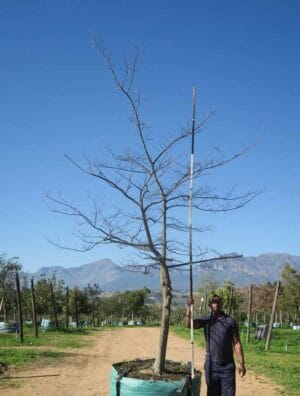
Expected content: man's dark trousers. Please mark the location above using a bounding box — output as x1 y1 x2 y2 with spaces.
205 361 236 396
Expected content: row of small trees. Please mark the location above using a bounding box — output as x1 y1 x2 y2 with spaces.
1 254 299 340
194 263 299 326
0 254 156 341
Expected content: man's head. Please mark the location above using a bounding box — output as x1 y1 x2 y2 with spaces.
209 294 223 314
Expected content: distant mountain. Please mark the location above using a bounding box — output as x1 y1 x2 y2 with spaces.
27 254 300 291
30 259 161 291
207 253 300 286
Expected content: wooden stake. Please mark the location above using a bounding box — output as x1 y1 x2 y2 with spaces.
92 300 95 327
65 286 69 329
15 271 24 343
265 280 280 351
246 284 253 344
31 278 38 338
74 289 79 329
50 282 59 331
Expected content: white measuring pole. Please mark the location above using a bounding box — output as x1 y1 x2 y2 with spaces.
189 87 196 379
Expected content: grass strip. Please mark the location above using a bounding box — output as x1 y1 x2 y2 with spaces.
0 326 99 378
0 348 66 368
0 327 97 349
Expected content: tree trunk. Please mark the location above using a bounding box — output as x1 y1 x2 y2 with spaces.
153 263 172 375
265 280 280 351
15 271 24 343
31 278 38 338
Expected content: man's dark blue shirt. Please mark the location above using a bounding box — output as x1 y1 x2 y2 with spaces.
195 313 239 363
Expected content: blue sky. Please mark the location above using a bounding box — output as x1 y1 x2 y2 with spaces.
1 1 299 272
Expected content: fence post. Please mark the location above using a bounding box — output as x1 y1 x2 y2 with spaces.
92 300 95 327
96 299 100 327
31 278 38 338
74 289 79 329
65 286 69 329
50 282 59 331
228 285 234 316
265 280 280 351
246 284 253 344
15 270 24 343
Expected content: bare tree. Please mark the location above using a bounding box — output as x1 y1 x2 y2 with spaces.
48 41 257 374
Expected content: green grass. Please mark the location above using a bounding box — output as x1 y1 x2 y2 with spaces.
240 327 300 396
0 326 99 373
0 327 96 349
171 325 300 396
0 349 65 368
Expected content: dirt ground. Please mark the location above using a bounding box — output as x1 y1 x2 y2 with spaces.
1 327 285 396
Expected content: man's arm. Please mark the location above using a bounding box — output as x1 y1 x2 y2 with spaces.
233 335 246 377
184 298 202 329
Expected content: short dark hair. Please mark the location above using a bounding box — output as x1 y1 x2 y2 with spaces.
209 294 223 305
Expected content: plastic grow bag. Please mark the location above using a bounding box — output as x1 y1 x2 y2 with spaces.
40 319 55 330
0 322 18 333
110 365 201 396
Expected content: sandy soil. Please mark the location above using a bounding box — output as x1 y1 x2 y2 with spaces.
1 327 285 396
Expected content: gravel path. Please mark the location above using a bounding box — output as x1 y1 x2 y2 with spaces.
1 327 285 395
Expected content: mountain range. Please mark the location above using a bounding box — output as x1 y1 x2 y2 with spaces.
26 253 300 291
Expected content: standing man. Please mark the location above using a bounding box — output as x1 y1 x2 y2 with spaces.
185 294 246 396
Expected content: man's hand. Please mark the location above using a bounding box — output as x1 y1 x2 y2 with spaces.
238 363 246 378
184 298 194 328
187 297 194 306
233 337 246 378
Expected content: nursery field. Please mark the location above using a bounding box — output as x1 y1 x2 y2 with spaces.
0 326 292 396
